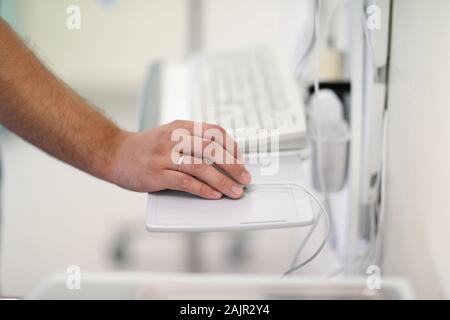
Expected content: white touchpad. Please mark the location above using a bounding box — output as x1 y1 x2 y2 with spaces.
146 153 315 232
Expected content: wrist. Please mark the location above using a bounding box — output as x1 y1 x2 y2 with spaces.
103 129 132 186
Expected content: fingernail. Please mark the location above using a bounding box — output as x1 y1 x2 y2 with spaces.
211 191 222 199
231 185 243 197
240 171 252 185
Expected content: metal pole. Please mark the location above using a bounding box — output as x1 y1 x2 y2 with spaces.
185 0 204 273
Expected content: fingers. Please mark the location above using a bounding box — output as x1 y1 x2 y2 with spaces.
199 137 251 185
177 156 245 199
165 120 251 197
214 162 252 186
172 136 251 185
169 120 241 160
163 170 223 200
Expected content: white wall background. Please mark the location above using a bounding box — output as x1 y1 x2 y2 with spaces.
3 0 189 100
382 0 450 299
2 0 292 100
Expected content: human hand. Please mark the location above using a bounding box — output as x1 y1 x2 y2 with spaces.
110 120 251 199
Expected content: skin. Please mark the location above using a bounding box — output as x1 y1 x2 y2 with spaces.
0 18 251 200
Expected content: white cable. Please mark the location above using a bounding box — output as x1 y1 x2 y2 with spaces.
288 0 337 274
312 0 336 249
290 207 321 269
310 0 330 220
247 182 330 277
311 0 333 246
323 0 349 48
295 0 319 76
313 0 321 96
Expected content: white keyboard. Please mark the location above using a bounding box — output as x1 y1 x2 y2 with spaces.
188 47 307 152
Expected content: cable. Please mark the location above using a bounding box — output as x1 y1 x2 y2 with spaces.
288 0 338 274
324 0 349 48
290 207 321 269
247 182 330 276
294 0 319 76
312 0 321 96
311 0 331 213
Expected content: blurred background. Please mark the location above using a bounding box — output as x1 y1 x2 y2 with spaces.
2 0 450 300
0 0 347 296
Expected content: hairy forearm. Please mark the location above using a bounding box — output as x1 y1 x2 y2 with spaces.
0 18 124 182
0 19 251 199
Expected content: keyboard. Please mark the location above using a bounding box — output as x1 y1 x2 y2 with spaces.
188 47 307 152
